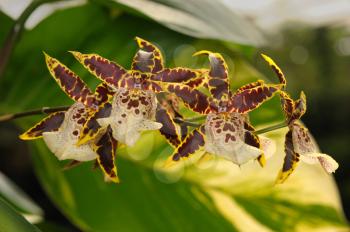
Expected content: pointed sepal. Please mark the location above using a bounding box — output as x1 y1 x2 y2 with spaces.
261 53 287 87
193 50 230 103
19 111 65 140
134 37 164 73
93 126 119 183
77 102 112 145
172 126 206 161
70 51 129 89
44 52 99 109
275 130 300 184
156 105 181 147
165 83 211 114
230 84 282 113
151 68 205 88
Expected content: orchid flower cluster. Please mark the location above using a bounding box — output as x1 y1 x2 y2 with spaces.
19 37 338 184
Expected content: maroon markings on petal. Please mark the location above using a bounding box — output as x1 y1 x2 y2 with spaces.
94 126 118 183
261 54 287 87
135 37 164 73
166 84 211 114
94 83 115 105
280 91 295 121
194 51 230 102
236 80 264 93
276 129 300 184
156 106 181 147
151 68 205 88
78 103 112 145
143 80 163 93
71 51 128 89
19 111 65 140
290 91 307 122
172 126 205 161
45 53 99 109
230 84 281 113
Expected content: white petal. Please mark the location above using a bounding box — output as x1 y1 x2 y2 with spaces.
233 143 262 165
258 135 276 159
301 153 339 173
139 120 163 131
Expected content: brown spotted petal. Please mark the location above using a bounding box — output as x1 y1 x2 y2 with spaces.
193 50 229 103
70 51 130 89
94 83 115 105
97 88 162 146
19 111 65 140
261 54 287 87
77 102 112 146
165 83 211 114
44 53 99 109
280 91 295 120
290 91 307 122
156 105 181 147
276 129 300 184
172 126 206 161
151 68 205 88
93 126 119 183
291 122 338 173
229 84 281 113
204 113 262 165
236 80 264 93
134 37 164 73
42 102 97 161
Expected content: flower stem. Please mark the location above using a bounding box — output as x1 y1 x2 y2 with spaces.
0 106 70 122
255 122 288 134
0 0 64 78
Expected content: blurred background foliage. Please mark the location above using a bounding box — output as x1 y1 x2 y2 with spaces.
0 0 349 231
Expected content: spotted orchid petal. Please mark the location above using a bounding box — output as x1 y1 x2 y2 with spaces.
151 68 205 88
44 53 99 109
156 106 181 148
19 111 65 140
171 126 206 161
291 122 338 174
158 93 188 140
165 83 211 114
299 153 339 174
280 91 295 120
236 80 265 93
93 126 119 183
77 102 112 146
134 37 164 73
204 113 262 165
94 83 115 105
70 51 132 89
261 53 287 88
193 50 230 104
276 129 300 184
42 102 97 162
96 88 161 146
229 84 282 113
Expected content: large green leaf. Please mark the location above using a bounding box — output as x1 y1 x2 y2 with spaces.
0 197 41 232
0 172 43 224
0 3 348 232
109 0 265 46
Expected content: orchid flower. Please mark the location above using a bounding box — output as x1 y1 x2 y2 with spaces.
261 54 339 183
164 51 283 166
71 37 204 147
20 54 119 183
